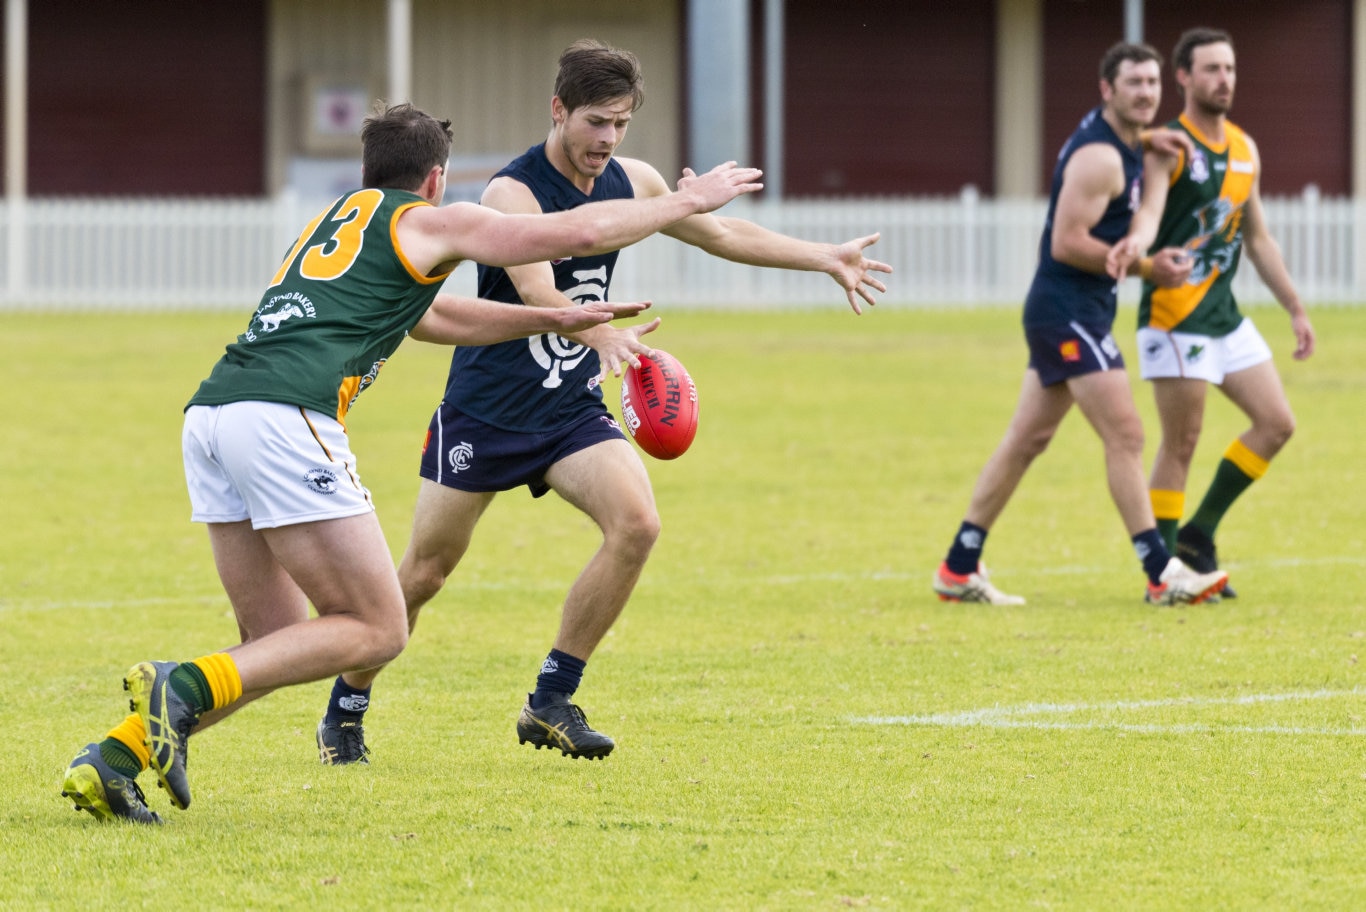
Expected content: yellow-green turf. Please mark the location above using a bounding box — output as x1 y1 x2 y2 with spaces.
3 304 1364 909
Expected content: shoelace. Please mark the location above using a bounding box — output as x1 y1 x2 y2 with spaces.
338 726 369 759
567 704 593 729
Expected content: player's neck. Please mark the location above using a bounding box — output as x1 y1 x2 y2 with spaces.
544 131 597 195
1184 108 1226 145
1101 107 1143 149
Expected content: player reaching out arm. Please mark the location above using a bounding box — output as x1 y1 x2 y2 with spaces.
58 100 762 823
311 38 893 767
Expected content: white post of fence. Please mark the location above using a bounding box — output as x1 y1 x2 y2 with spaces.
6 0 28 300
960 184 979 304
1302 183 1320 304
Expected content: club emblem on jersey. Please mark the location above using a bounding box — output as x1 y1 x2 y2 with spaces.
446 441 474 473
1185 198 1242 285
303 467 339 494
529 265 608 388
1189 149 1210 184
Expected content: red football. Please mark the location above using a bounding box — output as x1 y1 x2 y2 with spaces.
620 350 699 460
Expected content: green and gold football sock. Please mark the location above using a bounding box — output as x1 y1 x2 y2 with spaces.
1188 439 1268 537
100 713 149 777
169 652 244 715
1150 488 1185 553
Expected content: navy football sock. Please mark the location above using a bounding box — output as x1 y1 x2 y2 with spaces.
532 649 586 709
1132 529 1171 585
325 676 371 725
945 521 988 576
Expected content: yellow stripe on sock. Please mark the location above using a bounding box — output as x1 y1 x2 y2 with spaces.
106 713 150 771
1149 489 1186 522
193 652 243 710
1224 439 1269 479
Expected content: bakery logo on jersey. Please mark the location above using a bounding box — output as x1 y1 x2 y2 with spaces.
246 292 316 342
303 467 339 495
1059 340 1081 362
1230 158 1254 174
1189 149 1210 184
446 440 474 474
1128 177 1141 211
529 265 607 389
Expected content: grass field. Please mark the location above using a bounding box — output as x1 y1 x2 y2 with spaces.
3 304 1365 910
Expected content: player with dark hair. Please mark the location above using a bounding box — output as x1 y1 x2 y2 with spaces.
931 42 1229 607
59 101 765 823
313 39 892 764
1108 28 1314 598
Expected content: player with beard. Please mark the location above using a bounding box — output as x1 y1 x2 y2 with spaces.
932 41 1229 607
1108 28 1315 598
313 39 892 763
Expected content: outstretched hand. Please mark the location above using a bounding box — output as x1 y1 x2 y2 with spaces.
677 161 764 214
828 233 893 314
552 299 652 334
586 317 663 379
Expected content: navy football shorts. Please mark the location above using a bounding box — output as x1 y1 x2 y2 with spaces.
1025 320 1125 387
418 402 626 498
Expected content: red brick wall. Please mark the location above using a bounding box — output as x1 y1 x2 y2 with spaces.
1043 0 1348 195
7 0 266 195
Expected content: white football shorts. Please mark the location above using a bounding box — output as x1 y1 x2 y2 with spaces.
183 401 374 529
1136 317 1273 383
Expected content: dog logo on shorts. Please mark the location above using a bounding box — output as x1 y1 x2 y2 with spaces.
528 266 607 389
447 441 474 473
303 467 339 495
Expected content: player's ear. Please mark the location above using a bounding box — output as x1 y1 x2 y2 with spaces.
551 96 566 126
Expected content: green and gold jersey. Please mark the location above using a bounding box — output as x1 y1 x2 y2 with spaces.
1138 114 1255 335
188 189 451 426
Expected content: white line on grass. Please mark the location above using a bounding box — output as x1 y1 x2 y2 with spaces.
855 687 1366 736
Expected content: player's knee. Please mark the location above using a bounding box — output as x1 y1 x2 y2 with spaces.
1016 426 1057 461
1169 426 1202 464
399 554 454 611
1110 418 1146 459
361 616 409 668
609 505 661 562
1269 412 1296 449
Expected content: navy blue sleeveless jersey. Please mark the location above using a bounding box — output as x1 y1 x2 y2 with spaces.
439 144 634 432
1023 107 1142 329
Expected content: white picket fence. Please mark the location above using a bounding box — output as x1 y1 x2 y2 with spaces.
1 187 1360 310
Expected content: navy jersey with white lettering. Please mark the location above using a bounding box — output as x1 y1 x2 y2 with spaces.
1023 107 1142 329
440 144 633 432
